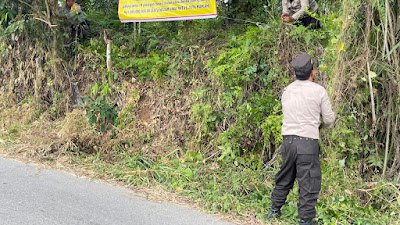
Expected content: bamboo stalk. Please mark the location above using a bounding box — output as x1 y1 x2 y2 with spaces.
385 0 400 68
382 99 392 178
33 17 57 28
45 0 50 21
367 61 377 124
16 0 33 8
134 22 137 39
35 59 41 104
388 114 399 177
106 40 112 71
365 4 377 125
383 0 390 60
104 30 112 71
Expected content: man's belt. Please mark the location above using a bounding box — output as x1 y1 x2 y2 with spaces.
282 135 318 141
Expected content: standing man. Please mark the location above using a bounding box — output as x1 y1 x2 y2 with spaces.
58 0 90 39
266 53 335 225
281 0 320 28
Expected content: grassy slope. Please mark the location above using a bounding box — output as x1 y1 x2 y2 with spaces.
1 2 400 225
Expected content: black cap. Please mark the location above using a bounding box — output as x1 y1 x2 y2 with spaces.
291 53 315 80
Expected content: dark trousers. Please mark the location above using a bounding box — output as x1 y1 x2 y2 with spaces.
298 15 321 29
270 135 321 219
71 19 90 40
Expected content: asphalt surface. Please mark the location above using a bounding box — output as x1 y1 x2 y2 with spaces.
0 157 234 225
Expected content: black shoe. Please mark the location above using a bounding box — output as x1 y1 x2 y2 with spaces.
266 208 281 220
299 218 317 225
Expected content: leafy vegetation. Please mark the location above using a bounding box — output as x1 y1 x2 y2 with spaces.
1 0 400 224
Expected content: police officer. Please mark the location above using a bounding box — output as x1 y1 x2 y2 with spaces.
266 53 335 225
281 0 320 28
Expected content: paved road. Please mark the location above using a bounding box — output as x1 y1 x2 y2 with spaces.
0 157 233 225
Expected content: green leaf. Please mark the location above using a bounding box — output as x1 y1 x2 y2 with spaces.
91 83 99 97
368 71 377 79
387 41 400 58
89 115 97 124
397 193 400 206
182 168 193 178
195 152 203 162
339 159 345 167
102 84 110 95
330 38 339 44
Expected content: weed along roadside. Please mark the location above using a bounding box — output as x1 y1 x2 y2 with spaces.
1 1 400 225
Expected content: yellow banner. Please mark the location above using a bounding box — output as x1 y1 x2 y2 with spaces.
118 0 217 22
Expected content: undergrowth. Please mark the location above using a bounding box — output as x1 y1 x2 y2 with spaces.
72 146 399 225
